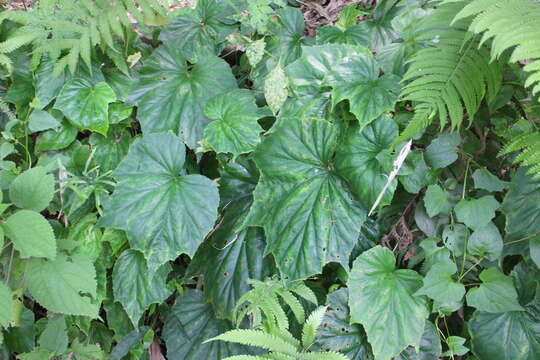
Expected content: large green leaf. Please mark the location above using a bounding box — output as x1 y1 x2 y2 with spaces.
54 79 116 135
159 0 235 62
335 115 398 209
112 250 172 326
265 7 311 66
35 120 78 152
313 288 373 360
4 210 56 260
415 258 465 303
472 168 508 192
162 290 251 359
423 185 452 218
244 118 366 280
33 57 72 110
38 316 68 355
330 51 401 129
396 321 442 360
455 196 500 230
348 246 429 360
286 44 370 116
466 268 524 313
424 133 460 170
469 305 540 360
188 199 271 320
0 282 12 328
317 25 371 46
501 168 540 243
128 44 237 149
203 89 264 157
9 167 54 212
467 222 503 261
89 128 131 172
100 133 219 273
26 254 99 317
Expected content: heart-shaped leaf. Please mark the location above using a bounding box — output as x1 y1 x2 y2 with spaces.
349 246 429 360
99 133 219 273
54 79 116 135
129 45 237 149
244 117 366 280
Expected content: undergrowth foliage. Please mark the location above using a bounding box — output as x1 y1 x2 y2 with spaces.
0 0 539 360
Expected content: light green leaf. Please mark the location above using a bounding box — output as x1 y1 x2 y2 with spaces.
17 349 53 360
472 168 508 192
39 316 68 354
317 25 370 46
28 110 61 133
9 166 54 212
163 290 252 358
335 115 398 208
469 307 540 360
0 282 12 328
112 250 172 326
415 259 465 303
312 288 372 360
420 237 451 272
443 336 468 357
466 268 524 313
128 44 236 149
335 4 365 30
265 64 288 114
246 39 266 67
399 151 437 194
54 79 116 135
455 196 500 230
442 224 469 257
70 338 105 360
330 53 400 129
467 222 503 261
203 89 264 157
424 133 460 169
302 306 328 349
423 185 452 217
349 246 429 360
4 210 56 260
244 118 366 280
99 133 219 273
27 254 99 317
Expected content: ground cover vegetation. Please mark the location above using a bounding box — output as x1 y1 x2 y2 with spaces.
0 0 539 359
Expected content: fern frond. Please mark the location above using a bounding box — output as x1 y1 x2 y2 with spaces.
395 1 502 144
272 327 301 349
277 289 306 324
301 306 328 350
289 282 318 305
0 0 171 74
206 330 299 356
234 279 313 330
453 0 540 95
221 356 268 360
499 131 540 179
